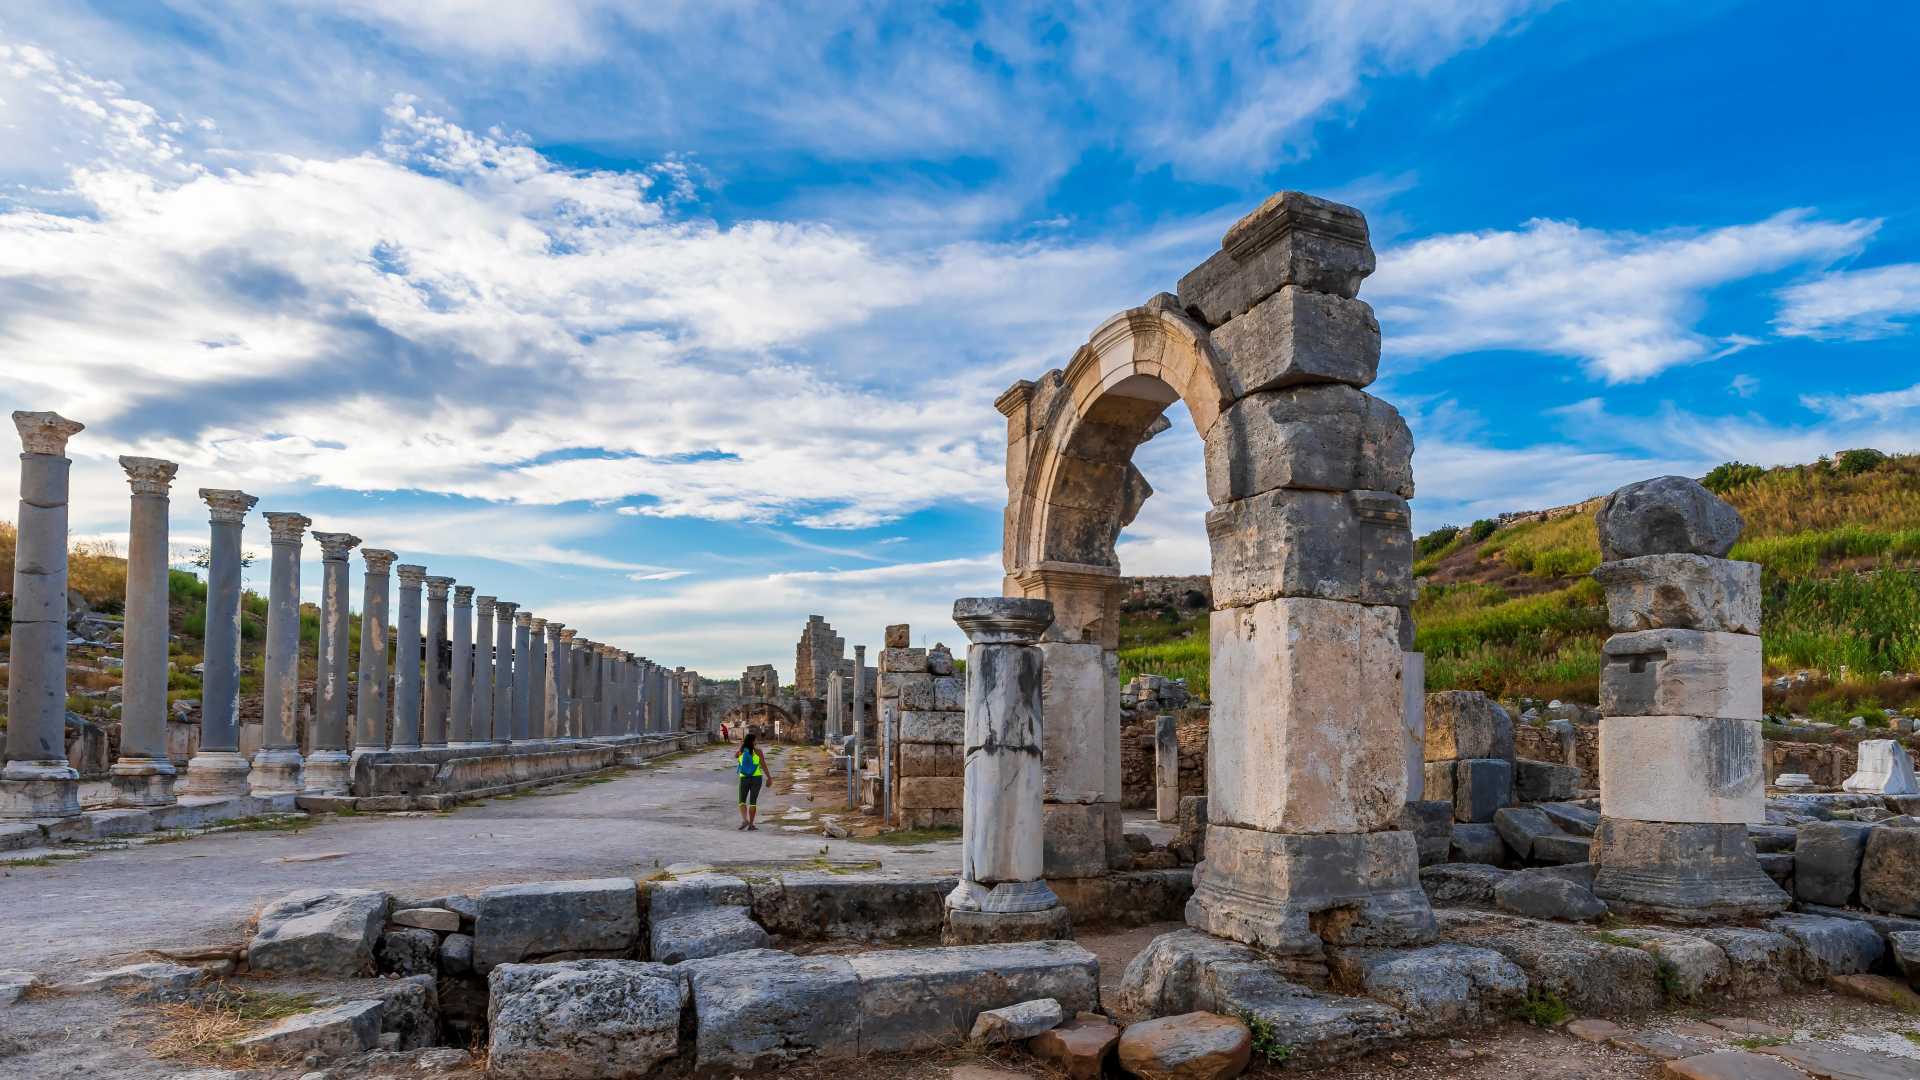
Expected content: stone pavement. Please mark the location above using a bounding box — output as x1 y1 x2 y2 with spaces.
0 745 960 974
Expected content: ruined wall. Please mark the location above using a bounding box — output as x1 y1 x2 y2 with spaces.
794 615 845 700
1121 708 1208 809
882 623 965 829
1766 740 1858 788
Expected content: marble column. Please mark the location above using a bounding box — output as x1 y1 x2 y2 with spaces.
527 618 548 740
248 512 311 794
852 644 868 764
943 596 1070 944
511 611 533 742
182 489 258 797
424 577 454 747
108 456 182 807
390 565 426 750
2 412 86 818
305 531 362 792
671 667 684 733
492 601 517 743
470 597 496 746
1154 715 1179 823
598 646 617 739
353 549 396 755
449 586 474 746
558 630 580 736
568 639 589 737
544 622 567 738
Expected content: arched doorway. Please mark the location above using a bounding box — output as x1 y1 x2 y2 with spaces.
722 701 798 741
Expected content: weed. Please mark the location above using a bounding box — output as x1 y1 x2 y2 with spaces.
855 826 961 847
1590 931 1640 948
222 815 312 834
1902 1029 1920 1046
5 852 88 867
1653 959 1689 1002
1514 989 1570 1027
1733 1036 1788 1049
1235 1009 1294 1064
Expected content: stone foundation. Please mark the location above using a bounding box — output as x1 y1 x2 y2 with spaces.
1590 816 1788 923
1186 826 1434 956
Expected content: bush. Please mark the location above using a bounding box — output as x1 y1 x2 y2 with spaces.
1836 448 1889 476
1415 525 1462 558
1702 460 1767 494
1468 518 1498 542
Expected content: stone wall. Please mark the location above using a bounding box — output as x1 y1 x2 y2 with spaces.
1120 575 1212 612
1767 740 1858 788
881 624 964 829
1120 707 1207 810
793 615 845 699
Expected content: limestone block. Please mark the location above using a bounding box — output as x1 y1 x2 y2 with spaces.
684 950 860 1068
1493 806 1561 861
1514 758 1579 802
1425 691 1501 761
1418 863 1510 905
1599 716 1764 824
1043 801 1112 878
1203 385 1413 504
473 878 639 973
748 872 950 942
1604 928 1729 1000
1452 759 1511 824
897 776 964 809
1209 285 1380 397
931 674 965 711
1592 554 1761 634
1116 1012 1252 1080
1763 913 1884 980
848 940 1099 1053
1492 873 1606 922
1208 597 1405 834
894 673 935 710
1596 476 1744 561
885 624 910 649
440 933 474 975
649 875 751 923
1176 190 1375 324
1039 641 1114 804
371 973 439 1051
52 961 204 996
898 742 963 776
1892 930 1920 985
898 710 963 745
1323 944 1528 1034
1591 818 1788 923
390 906 460 932
967 997 1064 1044
880 647 928 674
376 927 439 976
650 907 770 964
1396 799 1453 866
1537 802 1601 837
249 888 390 978
1187 825 1433 954
1599 630 1762 721
1842 739 1920 795
1422 761 1455 806
234 999 382 1063
486 960 686 1080
1530 835 1592 864
1860 826 1920 916
1206 488 1412 609
1448 823 1506 866
1027 1013 1120 1079
1795 820 1876 906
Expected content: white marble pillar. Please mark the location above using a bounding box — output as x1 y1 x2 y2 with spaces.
182 489 257 797
544 622 567 738
109 456 181 807
553 628 576 737
390 565 426 750
510 611 531 741
470 596 496 746
305 531 362 792
424 576 454 747
449 585 474 746
527 618 548 740
353 549 396 755
493 602 518 743
2 413 86 818
248 512 311 793
1154 714 1180 823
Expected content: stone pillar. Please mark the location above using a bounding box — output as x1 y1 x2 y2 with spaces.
449 586 475 746
390 565 426 750
471 597 496 745
305 531 362 792
108 457 183 807
2 412 86 818
182 488 257 798
1402 651 1426 800
424 577 454 747
1588 476 1786 922
598 647 617 739
511 611 532 741
944 597 1070 945
637 658 652 733
852 644 868 763
572 640 593 737
527 618 548 740
353 549 396 755
1154 714 1180 823
826 674 844 748
553 628 576 737
492 602 517 743
248 512 311 794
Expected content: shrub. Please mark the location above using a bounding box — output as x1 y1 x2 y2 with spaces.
1415 525 1462 558
1702 460 1767 494
1836 448 1889 476
1468 518 1499 542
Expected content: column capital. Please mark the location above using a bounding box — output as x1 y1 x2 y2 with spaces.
546 621 566 634
263 511 312 544
475 595 496 615
556 628 577 642
362 548 398 575
118 456 179 496
514 610 533 627
453 584 475 606
954 596 1054 645
425 575 455 599
312 531 362 560
495 600 519 618
13 410 84 456
199 488 258 524
395 563 428 589
528 617 547 632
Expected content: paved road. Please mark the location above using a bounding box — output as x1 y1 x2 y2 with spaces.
0 745 960 974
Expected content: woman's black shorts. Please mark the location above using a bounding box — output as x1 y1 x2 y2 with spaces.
738 774 764 806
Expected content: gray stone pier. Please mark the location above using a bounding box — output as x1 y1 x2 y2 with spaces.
852 643 867 765
511 610 532 742
471 597 496 744
391 564 427 750
1 412 86 818
305 530 362 792
248 512 311 794
353 549 397 756
424 576 454 747
544 623 568 738
1154 714 1179 823
944 596 1071 945
182 489 257 797
492 601 517 743
449 586 475 746
108 456 182 807
527 618 548 739
597 646 616 739
570 639 592 737
670 667 683 733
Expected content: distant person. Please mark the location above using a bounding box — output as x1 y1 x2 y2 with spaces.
736 732 769 831
720 721 730 741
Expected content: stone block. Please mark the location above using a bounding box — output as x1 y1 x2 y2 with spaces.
1208 598 1406 834
1187 825 1433 954
1892 930 1920 985
390 906 460 932
648 875 751 923
1493 806 1561 861
1043 801 1112 878
1692 926 1800 997
1605 928 1729 1000
1592 553 1761 634
1038 641 1115 804
943 905 1074 946
880 647 927 674
1434 908 1664 1015
931 674 965 711
898 709 963 745
1591 817 1788 923
1600 716 1764 824
749 872 950 942
1530 834 1593 864
1449 822 1506 866
885 624 910 648
1599 630 1762 721
1396 799 1453 866
650 906 770 965
1323 944 1527 1034
1539 801 1601 836
1117 1012 1252 1080
473 878 639 973
1763 913 1883 980
1208 284 1380 397
1843 739 1920 795
1203 384 1413 503
898 742 963 776
249 888 389 978
1028 1013 1120 1080
1860 826 1920 916
1419 862 1510 905
1492 873 1606 922
894 672 935 709
1596 476 1744 561
487 960 686 1080
1452 758 1511 823
897 776 963 809
1795 820 1875 906
1425 691 1501 761
234 999 382 1063
849 941 1099 1053
1176 190 1375 324
684 950 860 1068
1422 761 1455 805
968 997 1064 1044
1514 759 1579 802
376 927 439 976
440 933 474 975
1206 488 1411 609
52 961 204 996
374 973 439 1051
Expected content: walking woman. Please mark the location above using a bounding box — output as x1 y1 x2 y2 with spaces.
735 732 769 831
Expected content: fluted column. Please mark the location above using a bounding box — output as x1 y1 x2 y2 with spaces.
353 549 396 755
108 457 181 806
528 618 548 739
182 489 257 797
305 531 361 792
545 623 567 739
424 576 454 747
470 597 496 746
391 564 426 750
2 413 86 818
247 511 311 794
493 601 518 743
449 586 474 746
512 610 533 742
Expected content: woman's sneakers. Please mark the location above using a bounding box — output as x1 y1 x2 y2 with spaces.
736 822 747 830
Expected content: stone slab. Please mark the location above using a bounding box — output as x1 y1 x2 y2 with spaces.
249 888 390 978
1203 384 1414 503
1592 554 1761 635
1206 488 1411 609
1794 821 1875 906
849 940 1099 1054
1188 825 1433 954
1600 630 1763 721
1176 190 1375 323
473 878 639 973
486 959 685 1080
1600 716 1764 824
684 949 861 1069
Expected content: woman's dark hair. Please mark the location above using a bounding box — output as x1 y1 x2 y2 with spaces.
740 732 757 755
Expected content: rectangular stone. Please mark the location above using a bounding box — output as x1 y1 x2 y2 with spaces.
684 950 861 1069
1176 191 1374 325
1208 597 1406 834
848 941 1099 1053
1452 758 1511 824
1592 554 1760 635
896 777 963 810
1599 716 1764 825
1206 488 1412 610
931 674 964 712
1203 384 1412 504
1208 285 1380 397
880 647 927 674
1043 800 1112 878
898 710 963 745
1599 629 1762 721
1514 759 1580 802
1038 641 1114 805
1422 761 1456 806
894 673 935 710
473 878 639 973
897 742 963 777
1794 821 1875 907
1530 834 1593 865
1425 691 1501 761
1187 825 1427 953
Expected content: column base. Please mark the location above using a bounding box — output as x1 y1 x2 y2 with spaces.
181 751 253 797
1591 816 1789 924
943 880 1071 944
247 748 305 795
0 760 81 819
303 750 351 793
108 758 179 807
1185 825 1435 957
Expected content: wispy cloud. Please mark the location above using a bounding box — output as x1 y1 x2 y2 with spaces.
1775 262 1920 340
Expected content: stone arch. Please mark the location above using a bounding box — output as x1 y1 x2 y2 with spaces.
722 700 798 740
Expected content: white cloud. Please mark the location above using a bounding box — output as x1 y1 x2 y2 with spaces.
1800 381 1920 424
1775 262 1920 340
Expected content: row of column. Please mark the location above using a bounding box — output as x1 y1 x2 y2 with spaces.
0 411 685 817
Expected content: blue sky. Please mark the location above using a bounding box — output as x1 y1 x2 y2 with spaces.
3 1 1917 676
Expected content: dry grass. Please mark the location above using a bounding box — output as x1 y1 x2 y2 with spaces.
148 985 325 1063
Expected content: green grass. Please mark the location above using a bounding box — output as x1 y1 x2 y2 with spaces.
855 826 961 847
1733 1036 1788 1049
1514 989 1571 1027
5 852 88 867
1236 1009 1294 1064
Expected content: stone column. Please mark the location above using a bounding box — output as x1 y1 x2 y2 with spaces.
944 597 1070 944
182 489 257 797
527 618 548 740
305 531 362 792
424 577 454 747
553 628 576 737
599 646 617 739
470 597 496 745
511 611 532 741
544 623 567 738
353 549 396 756
1588 476 1786 922
852 644 868 763
1154 715 1180 823
108 457 183 807
390 565 426 750
449 586 474 746
492 602 517 743
826 675 844 748
2 412 86 818
248 511 311 793
571 639 592 737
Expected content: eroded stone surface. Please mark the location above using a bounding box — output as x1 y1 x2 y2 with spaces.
249 888 389 978
651 906 771 964
234 999 382 1063
1116 1012 1252 1080
850 940 1099 1054
486 959 686 1080
1435 909 1663 1014
1324 944 1526 1033
1596 476 1744 562
1796 820 1876 907
1859 826 1920 916
1492 873 1606 923
683 949 861 1069
967 997 1063 1044
1203 384 1413 504
1593 554 1761 635
1027 1013 1120 1079
473 878 638 973
1599 630 1763 722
